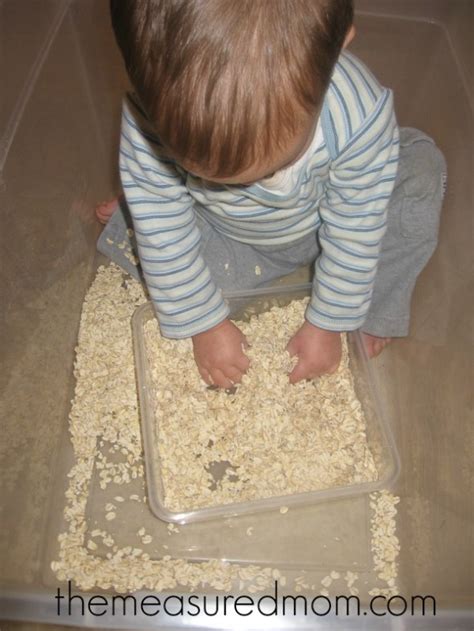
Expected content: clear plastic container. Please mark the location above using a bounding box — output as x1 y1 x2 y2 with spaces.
132 284 401 524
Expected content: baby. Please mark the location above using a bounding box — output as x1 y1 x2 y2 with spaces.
98 0 446 388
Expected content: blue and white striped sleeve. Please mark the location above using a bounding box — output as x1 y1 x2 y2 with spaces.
119 97 229 338
306 53 400 332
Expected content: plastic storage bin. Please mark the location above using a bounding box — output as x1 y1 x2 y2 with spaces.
132 284 401 524
1 0 472 627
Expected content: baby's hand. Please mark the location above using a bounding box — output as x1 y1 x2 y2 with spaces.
192 319 250 388
286 321 342 384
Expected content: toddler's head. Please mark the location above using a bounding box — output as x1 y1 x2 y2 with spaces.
111 0 354 184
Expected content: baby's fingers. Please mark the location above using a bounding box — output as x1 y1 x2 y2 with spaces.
289 357 340 384
235 352 250 374
286 335 301 358
198 367 213 386
239 332 250 348
209 368 234 389
226 367 245 385
288 358 310 384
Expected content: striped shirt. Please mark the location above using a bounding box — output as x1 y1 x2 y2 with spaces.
119 52 400 338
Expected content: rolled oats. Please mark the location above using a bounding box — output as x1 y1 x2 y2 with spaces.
145 297 378 513
51 263 400 596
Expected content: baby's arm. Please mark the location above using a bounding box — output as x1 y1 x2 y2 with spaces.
120 96 248 386
289 61 399 381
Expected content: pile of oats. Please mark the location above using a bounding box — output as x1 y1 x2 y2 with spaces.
51 263 400 596
145 299 378 512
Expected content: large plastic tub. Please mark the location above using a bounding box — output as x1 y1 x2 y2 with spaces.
133 285 400 525
1 0 472 628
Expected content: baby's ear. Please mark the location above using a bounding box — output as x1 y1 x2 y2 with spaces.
343 25 356 49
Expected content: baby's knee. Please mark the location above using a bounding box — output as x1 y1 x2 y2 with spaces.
399 128 447 196
418 141 447 199
396 130 447 242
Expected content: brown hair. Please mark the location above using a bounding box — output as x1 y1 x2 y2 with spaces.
111 0 353 178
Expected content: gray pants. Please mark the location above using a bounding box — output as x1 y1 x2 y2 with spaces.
98 128 446 337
